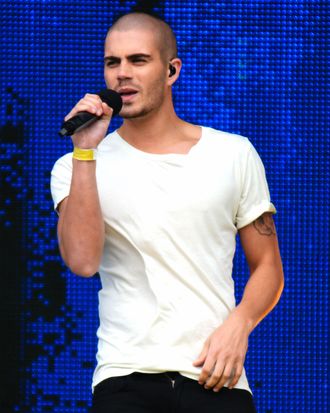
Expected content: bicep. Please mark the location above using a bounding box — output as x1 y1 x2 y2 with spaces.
57 197 69 251
238 212 282 271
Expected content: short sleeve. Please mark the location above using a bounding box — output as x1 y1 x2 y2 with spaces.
50 152 73 212
235 143 276 229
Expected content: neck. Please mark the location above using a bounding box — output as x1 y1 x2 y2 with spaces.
118 100 185 149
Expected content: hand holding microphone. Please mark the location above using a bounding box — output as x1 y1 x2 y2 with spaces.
59 89 122 150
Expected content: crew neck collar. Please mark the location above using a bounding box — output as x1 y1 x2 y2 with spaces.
113 126 204 160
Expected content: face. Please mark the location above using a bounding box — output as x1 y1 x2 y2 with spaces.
104 28 169 119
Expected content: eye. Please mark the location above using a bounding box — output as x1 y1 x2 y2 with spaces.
105 60 118 67
132 58 147 64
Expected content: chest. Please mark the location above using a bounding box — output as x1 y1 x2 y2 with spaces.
95 151 241 228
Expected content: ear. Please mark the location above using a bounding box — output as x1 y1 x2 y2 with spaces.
167 58 182 85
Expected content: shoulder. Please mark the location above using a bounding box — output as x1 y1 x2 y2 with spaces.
200 126 252 156
202 126 250 146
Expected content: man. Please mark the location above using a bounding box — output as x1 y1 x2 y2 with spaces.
51 11 284 413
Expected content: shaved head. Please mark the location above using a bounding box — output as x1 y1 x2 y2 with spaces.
108 12 178 63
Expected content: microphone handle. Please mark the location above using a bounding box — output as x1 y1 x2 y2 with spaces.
59 111 100 137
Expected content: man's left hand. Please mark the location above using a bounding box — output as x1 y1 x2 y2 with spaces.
193 311 251 391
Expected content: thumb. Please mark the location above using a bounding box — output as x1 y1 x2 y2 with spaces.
101 102 114 120
193 342 209 367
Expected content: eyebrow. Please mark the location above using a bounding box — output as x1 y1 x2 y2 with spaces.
104 53 152 63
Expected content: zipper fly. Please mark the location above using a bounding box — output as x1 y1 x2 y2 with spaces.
164 372 176 389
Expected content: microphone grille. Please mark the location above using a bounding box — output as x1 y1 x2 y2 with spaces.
98 89 123 116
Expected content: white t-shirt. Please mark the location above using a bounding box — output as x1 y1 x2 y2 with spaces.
51 126 276 394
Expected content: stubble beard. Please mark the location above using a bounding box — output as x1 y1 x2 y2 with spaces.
120 79 167 120
120 105 151 119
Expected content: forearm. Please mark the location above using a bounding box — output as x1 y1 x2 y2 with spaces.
194 215 284 390
232 262 284 334
59 159 105 277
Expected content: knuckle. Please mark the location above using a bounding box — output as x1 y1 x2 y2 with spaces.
219 350 229 359
202 368 210 376
210 348 219 357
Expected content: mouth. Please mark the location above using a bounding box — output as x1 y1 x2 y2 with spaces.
117 88 138 103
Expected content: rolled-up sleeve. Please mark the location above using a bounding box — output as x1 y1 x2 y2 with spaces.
235 143 276 229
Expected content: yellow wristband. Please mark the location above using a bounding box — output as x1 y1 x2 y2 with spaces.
72 147 97 161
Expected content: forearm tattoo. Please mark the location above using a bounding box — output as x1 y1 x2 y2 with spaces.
253 213 276 236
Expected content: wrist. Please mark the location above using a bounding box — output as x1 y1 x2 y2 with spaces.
72 147 97 161
229 307 255 334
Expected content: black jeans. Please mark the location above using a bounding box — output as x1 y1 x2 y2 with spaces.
92 372 257 413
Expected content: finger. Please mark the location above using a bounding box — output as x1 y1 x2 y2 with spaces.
64 105 98 121
193 342 209 367
65 95 104 121
82 96 105 115
65 103 102 121
82 94 104 107
198 354 216 385
204 361 225 389
101 101 114 118
227 366 243 389
212 364 235 392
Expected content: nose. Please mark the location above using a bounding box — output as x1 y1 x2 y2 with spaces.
117 61 133 80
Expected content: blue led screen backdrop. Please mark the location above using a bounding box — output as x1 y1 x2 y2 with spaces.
0 1 328 412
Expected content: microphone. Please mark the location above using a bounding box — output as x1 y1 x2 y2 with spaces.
59 89 123 137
